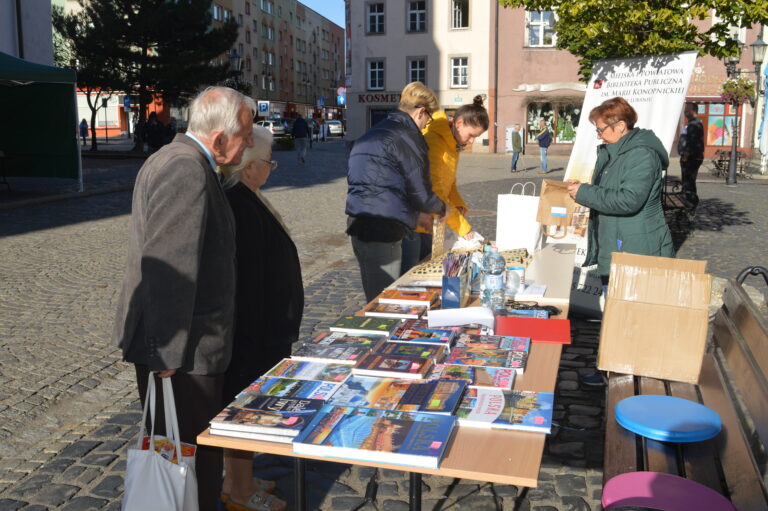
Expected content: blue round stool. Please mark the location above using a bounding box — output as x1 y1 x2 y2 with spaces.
615 395 722 442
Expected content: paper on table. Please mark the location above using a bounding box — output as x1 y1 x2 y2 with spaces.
512 284 547 299
427 307 495 330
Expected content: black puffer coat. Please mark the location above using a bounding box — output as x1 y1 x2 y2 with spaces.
346 110 445 232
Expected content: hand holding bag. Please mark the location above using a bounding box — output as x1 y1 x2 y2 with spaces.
536 179 577 239
122 375 199 511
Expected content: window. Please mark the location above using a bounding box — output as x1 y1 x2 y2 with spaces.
252 47 258 58
368 60 385 90
223 9 231 21
253 20 258 30
269 78 275 91
526 103 581 144
408 1 427 32
450 56 468 88
238 43 243 55
452 0 469 29
408 57 426 84
367 3 385 34
245 30 251 43
261 0 273 14
237 14 243 26
245 2 249 15
262 75 268 89
213 4 222 21
268 27 274 40
527 11 556 47
245 58 252 72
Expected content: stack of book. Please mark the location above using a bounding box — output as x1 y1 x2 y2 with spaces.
444 333 531 374
329 315 402 336
455 389 554 433
388 319 457 347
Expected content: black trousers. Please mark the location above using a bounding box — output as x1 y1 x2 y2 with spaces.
681 157 703 204
135 365 224 511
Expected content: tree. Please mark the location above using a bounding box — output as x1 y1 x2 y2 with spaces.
54 0 238 151
499 0 768 79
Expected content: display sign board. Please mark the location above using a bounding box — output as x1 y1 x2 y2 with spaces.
257 101 270 116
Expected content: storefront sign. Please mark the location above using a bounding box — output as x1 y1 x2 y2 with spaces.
357 93 400 104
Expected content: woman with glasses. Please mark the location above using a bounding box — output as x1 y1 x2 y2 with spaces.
346 82 446 301
219 127 302 511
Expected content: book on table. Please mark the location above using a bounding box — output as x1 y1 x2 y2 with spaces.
428 364 515 390
375 341 447 361
454 333 531 352
455 388 554 433
352 353 434 380
495 317 571 345
327 376 467 415
292 405 456 469
264 358 352 383
245 377 342 401
210 395 324 440
444 346 528 373
378 289 440 307
388 319 456 347
308 331 385 350
329 315 402 336
291 344 370 365
364 302 428 319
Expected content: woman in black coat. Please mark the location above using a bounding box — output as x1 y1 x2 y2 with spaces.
220 126 303 511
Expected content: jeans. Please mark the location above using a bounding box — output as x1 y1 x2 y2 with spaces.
539 147 548 172
400 231 433 275
295 137 309 160
511 151 520 171
350 235 403 302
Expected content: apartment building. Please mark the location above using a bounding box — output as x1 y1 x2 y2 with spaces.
3 0 54 65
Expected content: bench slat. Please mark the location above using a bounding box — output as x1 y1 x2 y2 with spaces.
603 373 638 484
668 381 725 495
723 281 768 379
698 354 768 510
638 377 679 475
713 308 768 450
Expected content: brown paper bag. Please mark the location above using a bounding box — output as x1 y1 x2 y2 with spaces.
536 179 577 239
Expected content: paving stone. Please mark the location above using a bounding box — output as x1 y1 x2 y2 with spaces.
330 496 366 509
559 371 578 381
61 496 108 511
557 380 579 391
21 506 48 511
560 496 591 511
377 482 399 497
569 405 602 416
108 414 141 426
91 475 123 498
91 426 122 439
328 481 357 496
378 469 407 480
526 482 557 501
0 499 27 511
7 474 53 497
554 474 588 497
532 507 559 511
59 441 100 459
32 483 79 507
355 466 377 482
382 499 409 511
82 454 118 467
569 415 602 430
77 468 102 485
492 484 518 498
37 457 76 474
61 466 87 480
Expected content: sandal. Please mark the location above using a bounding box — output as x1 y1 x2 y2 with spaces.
224 489 286 511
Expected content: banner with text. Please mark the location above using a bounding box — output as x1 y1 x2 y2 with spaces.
562 52 698 316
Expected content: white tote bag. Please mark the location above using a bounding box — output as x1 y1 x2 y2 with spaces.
122 376 199 511
495 182 543 254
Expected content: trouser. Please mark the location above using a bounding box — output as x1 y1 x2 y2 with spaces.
540 147 548 171
680 157 703 204
400 231 433 276
135 365 225 511
295 137 309 160
350 235 402 302
511 151 520 171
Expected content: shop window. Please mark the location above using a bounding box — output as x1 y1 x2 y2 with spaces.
527 102 581 144
526 11 556 47
703 103 738 147
555 105 580 143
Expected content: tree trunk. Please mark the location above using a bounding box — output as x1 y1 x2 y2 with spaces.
85 88 100 151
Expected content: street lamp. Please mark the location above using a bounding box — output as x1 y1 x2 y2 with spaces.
723 42 743 185
751 35 767 93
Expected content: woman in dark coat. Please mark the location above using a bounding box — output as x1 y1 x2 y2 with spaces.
220 126 303 511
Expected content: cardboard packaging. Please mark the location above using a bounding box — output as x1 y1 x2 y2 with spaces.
598 253 712 384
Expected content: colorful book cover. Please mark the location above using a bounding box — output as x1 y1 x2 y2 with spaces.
352 353 434 380
291 344 370 364
495 317 571 345
245 377 341 401
292 405 456 469
265 359 352 382
428 364 475 383
378 289 440 306
309 331 385 349
445 346 525 371
375 342 446 361
210 395 324 437
329 315 402 336
454 333 530 352
455 389 554 433
505 309 550 319
327 376 466 414
429 364 516 390
389 319 456 345
364 302 427 319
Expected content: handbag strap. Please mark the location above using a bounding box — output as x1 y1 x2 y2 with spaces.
161 378 184 464
137 373 156 449
510 182 536 196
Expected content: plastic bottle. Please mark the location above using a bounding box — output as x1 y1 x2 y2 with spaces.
481 247 506 310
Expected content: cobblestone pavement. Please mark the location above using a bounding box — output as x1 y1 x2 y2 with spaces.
0 138 764 510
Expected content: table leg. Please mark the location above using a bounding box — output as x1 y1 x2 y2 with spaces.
409 472 422 511
295 457 307 511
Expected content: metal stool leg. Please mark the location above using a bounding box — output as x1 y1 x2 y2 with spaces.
295 457 307 511
409 472 422 511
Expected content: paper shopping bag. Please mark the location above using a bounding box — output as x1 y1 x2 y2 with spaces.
536 179 577 239
496 182 543 254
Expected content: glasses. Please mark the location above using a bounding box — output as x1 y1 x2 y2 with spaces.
424 109 434 126
261 158 278 170
595 120 620 136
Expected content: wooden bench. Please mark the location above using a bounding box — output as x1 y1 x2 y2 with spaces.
603 275 768 510
661 176 696 228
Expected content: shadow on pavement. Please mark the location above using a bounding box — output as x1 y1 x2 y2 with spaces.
669 197 753 252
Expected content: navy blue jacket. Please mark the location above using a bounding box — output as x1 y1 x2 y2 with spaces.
292 117 310 138
346 110 445 231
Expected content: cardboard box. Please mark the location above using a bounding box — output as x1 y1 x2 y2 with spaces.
598 253 711 383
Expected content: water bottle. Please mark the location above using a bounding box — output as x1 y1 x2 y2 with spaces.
481 247 506 310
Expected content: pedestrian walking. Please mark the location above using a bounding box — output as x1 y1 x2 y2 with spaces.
536 119 552 173
678 102 704 206
79 119 88 146
346 81 445 302
112 86 256 511
292 116 310 164
510 123 523 172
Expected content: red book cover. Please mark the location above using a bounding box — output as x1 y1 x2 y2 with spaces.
495 317 571 345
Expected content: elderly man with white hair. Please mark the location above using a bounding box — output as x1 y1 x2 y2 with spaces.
113 86 255 511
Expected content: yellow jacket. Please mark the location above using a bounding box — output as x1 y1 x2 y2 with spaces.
418 110 471 236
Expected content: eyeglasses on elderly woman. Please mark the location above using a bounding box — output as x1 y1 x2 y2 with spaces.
260 158 278 170
595 120 621 135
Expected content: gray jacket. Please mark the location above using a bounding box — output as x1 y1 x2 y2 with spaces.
112 134 236 375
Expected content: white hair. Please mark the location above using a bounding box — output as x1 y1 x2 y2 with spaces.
222 127 273 189
187 86 257 138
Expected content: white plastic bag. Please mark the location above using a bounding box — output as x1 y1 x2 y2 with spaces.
122 376 198 511
495 182 543 254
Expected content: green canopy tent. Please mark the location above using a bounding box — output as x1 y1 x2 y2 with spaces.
0 51 82 190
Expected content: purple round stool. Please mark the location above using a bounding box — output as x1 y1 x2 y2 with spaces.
602 472 736 510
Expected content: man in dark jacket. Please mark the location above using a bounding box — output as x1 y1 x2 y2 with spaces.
346 82 445 301
293 116 310 164
678 102 704 206
536 119 552 174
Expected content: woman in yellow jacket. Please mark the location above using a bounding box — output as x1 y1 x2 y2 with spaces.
401 95 489 274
